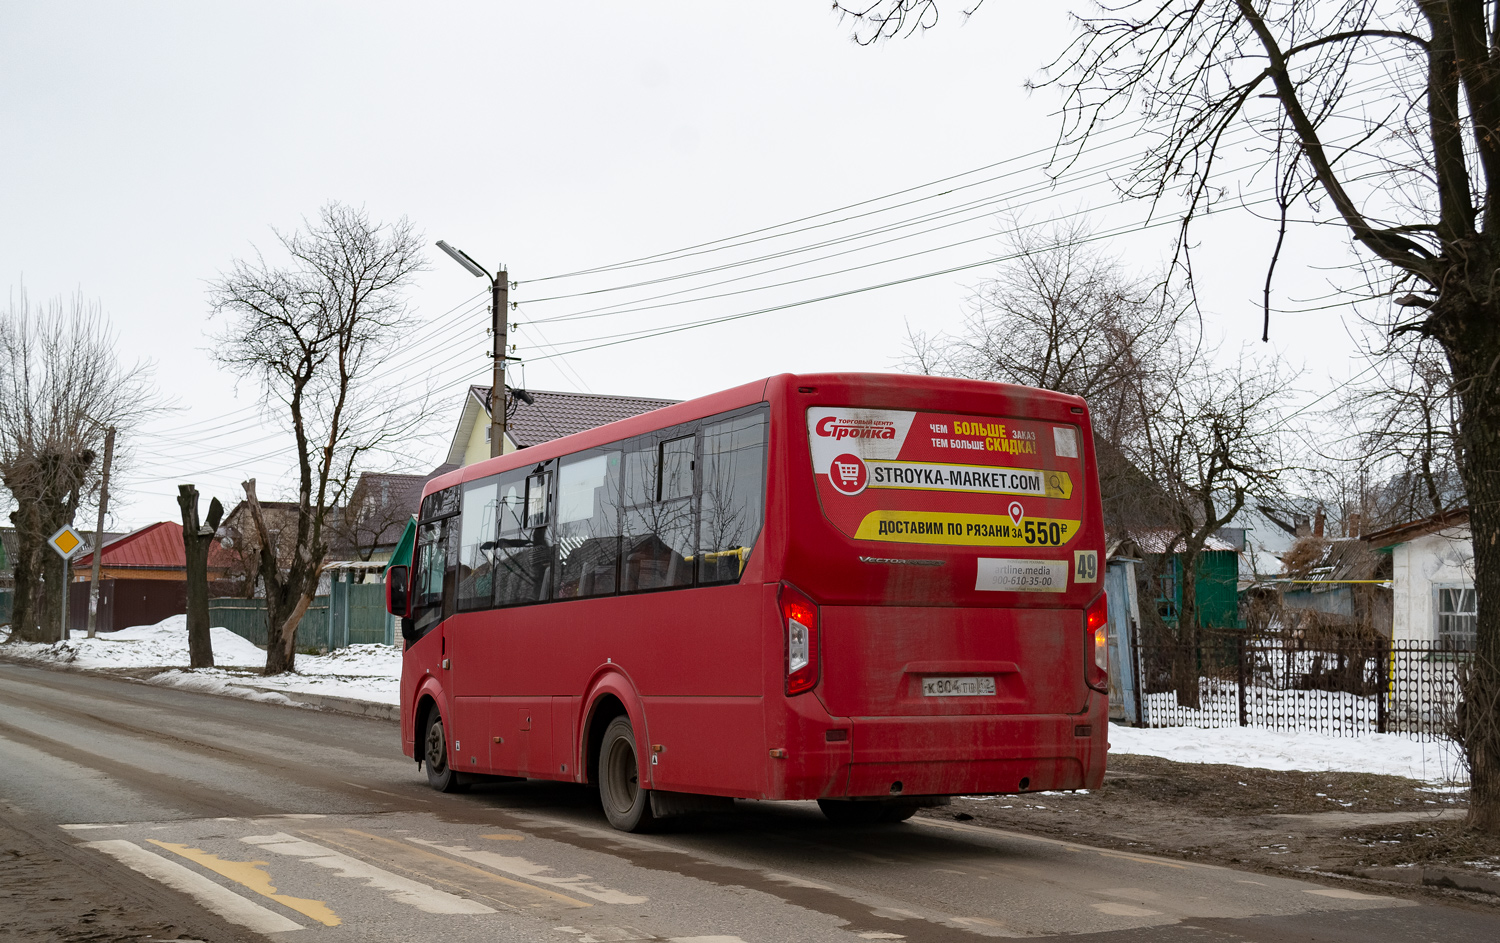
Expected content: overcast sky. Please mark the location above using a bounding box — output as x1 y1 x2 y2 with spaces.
1 2 1368 528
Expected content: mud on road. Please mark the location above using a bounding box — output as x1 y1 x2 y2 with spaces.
921 753 1498 902
0 803 259 943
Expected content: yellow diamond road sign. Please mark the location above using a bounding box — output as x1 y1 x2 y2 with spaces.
49 525 84 559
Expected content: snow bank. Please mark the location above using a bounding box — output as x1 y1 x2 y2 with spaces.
3 615 266 669
1109 722 1469 785
2 615 400 705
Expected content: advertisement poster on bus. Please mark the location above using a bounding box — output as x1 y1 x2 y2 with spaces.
807 407 1086 572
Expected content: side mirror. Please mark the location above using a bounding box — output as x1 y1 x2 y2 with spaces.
386 565 411 618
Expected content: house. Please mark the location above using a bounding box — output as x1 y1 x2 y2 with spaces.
1274 536 1393 636
1119 530 1242 630
67 521 235 633
443 385 679 469
327 472 427 566
218 499 301 598
1363 507 1475 648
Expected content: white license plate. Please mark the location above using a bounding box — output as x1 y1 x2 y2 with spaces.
921 676 997 697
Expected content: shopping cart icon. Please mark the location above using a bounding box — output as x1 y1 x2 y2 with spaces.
829 453 868 494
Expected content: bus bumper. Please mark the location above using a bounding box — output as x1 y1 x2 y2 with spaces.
775 692 1108 800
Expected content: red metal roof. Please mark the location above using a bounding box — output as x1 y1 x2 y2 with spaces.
72 521 236 570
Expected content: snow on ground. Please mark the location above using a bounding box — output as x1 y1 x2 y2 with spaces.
2 615 266 669
1109 721 1470 785
2 616 399 705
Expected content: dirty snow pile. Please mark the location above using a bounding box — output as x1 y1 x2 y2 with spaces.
2 615 400 706
1109 722 1469 785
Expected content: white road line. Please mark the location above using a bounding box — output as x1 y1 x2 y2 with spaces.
407 838 648 905
59 823 129 831
1091 902 1163 917
241 832 494 915
84 839 304 934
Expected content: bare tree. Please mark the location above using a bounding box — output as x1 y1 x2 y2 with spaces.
905 217 1192 534
1138 353 1297 705
906 222 1294 705
1341 331 1465 527
841 0 1500 835
211 202 427 674
0 291 154 643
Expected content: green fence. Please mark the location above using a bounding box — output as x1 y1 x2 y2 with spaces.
209 583 392 652
0 589 11 626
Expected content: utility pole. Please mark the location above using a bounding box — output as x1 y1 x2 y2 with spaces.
87 426 115 638
491 267 509 459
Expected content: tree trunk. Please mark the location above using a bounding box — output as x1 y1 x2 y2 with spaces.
1443 307 1500 833
177 485 223 670
5 512 39 642
1176 550 1203 710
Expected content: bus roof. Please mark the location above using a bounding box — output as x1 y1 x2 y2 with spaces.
423 372 1086 496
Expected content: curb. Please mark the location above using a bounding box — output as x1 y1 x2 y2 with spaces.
1357 865 1500 897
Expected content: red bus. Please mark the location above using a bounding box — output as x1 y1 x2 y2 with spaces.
388 373 1108 831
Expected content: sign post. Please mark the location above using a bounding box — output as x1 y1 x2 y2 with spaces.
49 525 85 642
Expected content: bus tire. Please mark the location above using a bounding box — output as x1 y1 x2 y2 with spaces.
598 716 657 832
423 710 467 794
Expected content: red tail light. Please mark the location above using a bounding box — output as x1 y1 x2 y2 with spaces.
780 582 819 696
1085 592 1109 692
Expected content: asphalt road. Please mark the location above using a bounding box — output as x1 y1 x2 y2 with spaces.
0 661 1494 943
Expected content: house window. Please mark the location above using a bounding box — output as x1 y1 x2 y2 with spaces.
1436 587 1477 649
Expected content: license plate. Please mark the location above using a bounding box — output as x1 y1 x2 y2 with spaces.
921 676 997 697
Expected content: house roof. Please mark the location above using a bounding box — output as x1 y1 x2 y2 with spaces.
1116 530 1239 555
445 385 681 464
71 521 235 570
1362 506 1470 548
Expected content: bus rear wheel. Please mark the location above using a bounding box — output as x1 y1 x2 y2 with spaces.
817 799 918 825
423 710 467 793
598 716 657 832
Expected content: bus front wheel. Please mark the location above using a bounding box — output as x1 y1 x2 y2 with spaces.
598 716 657 832
423 710 467 793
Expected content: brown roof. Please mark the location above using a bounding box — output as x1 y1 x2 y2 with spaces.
475 386 680 448
1362 506 1470 547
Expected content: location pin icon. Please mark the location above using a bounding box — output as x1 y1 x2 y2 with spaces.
1008 501 1024 526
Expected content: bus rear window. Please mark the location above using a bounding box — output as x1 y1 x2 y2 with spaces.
807 407 1084 550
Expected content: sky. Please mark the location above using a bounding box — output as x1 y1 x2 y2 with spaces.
1 1 1374 528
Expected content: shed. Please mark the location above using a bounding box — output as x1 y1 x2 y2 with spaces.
68 521 234 633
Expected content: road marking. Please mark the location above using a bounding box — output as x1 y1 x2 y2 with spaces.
668 938 751 943
483 833 525 841
1305 888 1386 900
242 831 494 915
554 926 654 941
1092 902 1163 917
59 823 128 830
303 828 589 910
408 838 648 905
149 839 341 926
857 934 906 940
84 840 304 934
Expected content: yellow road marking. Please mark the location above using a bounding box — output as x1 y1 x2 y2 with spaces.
301 828 590 910
482 833 525 841
147 840 340 926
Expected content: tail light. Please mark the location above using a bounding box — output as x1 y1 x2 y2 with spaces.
780 582 819 696
1085 592 1109 692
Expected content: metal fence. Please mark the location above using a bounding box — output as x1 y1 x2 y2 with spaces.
1128 632 1471 740
209 586 392 652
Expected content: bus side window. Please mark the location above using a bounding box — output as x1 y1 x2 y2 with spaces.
622 433 697 592
698 407 768 584
555 449 622 600
493 465 555 606
457 475 500 611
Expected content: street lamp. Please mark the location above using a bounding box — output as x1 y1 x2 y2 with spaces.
436 240 508 459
